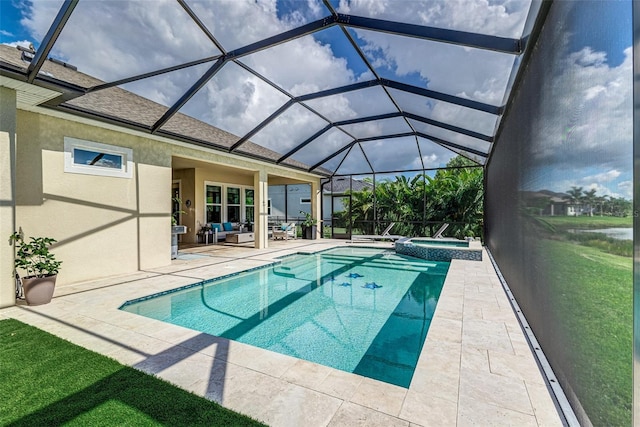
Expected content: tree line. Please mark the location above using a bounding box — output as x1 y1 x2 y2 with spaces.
339 156 484 239
565 186 631 217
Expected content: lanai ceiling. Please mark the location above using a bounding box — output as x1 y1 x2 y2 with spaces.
0 0 543 177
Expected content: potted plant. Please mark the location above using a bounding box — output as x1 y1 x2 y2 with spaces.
300 211 318 240
171 196 187 233
10 231 62 305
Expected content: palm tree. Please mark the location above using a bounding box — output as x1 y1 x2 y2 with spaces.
347 188 374 234
583 188 597 217
566 186 584 216
340 156 483 239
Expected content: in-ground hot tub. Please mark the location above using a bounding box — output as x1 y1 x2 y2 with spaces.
395 237 482 261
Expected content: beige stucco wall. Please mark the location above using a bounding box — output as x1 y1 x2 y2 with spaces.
15 110 172 286
9 105 322 294
0 88 17 308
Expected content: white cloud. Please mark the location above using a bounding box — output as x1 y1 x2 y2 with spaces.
336 0 531 38
580 170 621 184
533 46 632 175
240 35 356 96
20 0 63 44
2 40 32 49
18 0 535 172
334 0 529 104
617 180 632 199
353 27 515 104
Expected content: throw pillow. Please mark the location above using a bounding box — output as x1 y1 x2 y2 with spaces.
223 222 233 231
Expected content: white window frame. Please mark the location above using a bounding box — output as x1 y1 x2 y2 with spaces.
64 137 133 178
204 181 254 223
204 183 223 223
244 188 255 223
226 186 242 223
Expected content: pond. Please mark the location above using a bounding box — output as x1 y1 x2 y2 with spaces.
576 228 632 241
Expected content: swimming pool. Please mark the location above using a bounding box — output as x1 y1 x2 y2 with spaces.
120 247 449 387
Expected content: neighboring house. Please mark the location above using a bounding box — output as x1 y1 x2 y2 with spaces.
521 190 592 216
268 178 373 226
322 177 373 225
267 184 313 223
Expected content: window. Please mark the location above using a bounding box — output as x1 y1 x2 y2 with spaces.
227 187 241 222
300 197 311 204
205 184 222 223
245 189 255 223
64 137 133 178
205 182 254 223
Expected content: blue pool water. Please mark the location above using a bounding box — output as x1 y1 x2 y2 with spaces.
120 247 449 387
411 239 469 248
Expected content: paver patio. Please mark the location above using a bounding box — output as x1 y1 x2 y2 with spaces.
0 240 562 426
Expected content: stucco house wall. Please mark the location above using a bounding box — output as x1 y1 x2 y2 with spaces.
7 107 322 304
15 110 172 286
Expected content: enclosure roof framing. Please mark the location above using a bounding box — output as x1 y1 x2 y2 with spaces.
0 0 546 177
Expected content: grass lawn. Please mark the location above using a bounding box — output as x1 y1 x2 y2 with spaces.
0 319 266 427
539 239 631 426
542 215 632 229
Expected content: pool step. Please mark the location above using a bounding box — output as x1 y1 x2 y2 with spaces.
273 269 295 278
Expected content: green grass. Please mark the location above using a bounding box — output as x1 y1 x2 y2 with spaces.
563 232 632 257
0 319 266 427
539 239 631 426
542 215 632 229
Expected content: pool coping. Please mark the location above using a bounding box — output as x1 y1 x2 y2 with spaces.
0 240 562 426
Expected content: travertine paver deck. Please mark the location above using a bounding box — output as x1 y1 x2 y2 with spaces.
0 239 563 426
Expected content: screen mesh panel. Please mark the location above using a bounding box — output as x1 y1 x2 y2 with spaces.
485 2 632 425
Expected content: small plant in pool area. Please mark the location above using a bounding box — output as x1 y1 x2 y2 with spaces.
300 210 318 227
10 232 62 278
300 210 319 239
172 197 187 226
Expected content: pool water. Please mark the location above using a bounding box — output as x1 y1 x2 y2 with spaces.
411 239 469 248
120 247 449 387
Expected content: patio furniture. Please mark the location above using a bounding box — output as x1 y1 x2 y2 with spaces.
202 222 243 243
348 222 404 242
432 223 450 238
226 232 255 244
272 223 297 240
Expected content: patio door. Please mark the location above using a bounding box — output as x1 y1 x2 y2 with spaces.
331 194 351 239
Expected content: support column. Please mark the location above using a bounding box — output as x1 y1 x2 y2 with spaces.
254 170 269 249
311 179 321 239
0 87 17 307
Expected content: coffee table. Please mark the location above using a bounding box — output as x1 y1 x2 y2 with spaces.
226 232 254 244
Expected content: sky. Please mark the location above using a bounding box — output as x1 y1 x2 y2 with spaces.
523 0 632 200
0 0 632 198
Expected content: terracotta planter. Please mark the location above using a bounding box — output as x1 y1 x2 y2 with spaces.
22 274 57 306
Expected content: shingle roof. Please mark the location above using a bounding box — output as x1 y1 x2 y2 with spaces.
0 44 324 174
323 177 372 194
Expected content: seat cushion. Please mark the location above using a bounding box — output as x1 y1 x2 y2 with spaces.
223 222 234 231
